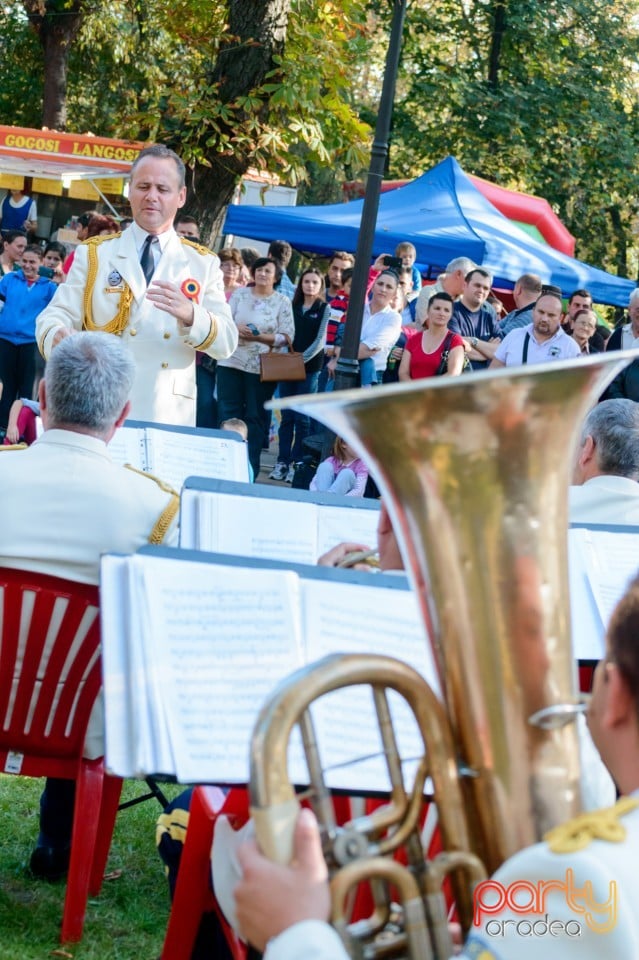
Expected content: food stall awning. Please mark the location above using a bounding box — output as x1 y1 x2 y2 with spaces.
0 126 144 197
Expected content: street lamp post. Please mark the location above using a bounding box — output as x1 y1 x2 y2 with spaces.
333 0 408 392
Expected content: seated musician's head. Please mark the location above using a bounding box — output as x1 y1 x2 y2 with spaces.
40 332 135 441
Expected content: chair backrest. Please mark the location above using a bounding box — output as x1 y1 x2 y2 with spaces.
0 567 101 761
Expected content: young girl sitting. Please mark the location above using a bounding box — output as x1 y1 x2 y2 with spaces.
310 436 368 497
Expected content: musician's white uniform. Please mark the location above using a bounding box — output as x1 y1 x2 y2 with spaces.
569 475 639 526
36 227 237 426
262 799 639 960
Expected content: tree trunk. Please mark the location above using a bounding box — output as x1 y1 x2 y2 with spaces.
181 0 292 239
487 1 507 88
22 0 86 130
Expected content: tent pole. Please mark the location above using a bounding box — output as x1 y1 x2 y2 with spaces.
333 0 407 392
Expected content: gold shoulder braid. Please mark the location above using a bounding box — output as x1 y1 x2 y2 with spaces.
545 797 639 854
82 235 134 337
179 237 212 257
0 443 27 451
124 464 179 544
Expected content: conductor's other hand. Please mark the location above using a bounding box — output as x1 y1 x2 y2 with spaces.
234 808 330 951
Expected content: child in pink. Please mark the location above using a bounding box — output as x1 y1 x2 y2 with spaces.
310 437 368 497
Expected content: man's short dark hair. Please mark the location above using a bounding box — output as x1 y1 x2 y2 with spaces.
268 240 292 265
44 241 67 259
175 214 199 228
465 267 492 284
24 243 42 258
568 288 591 304
131 145 186 189
329 251 355 267
536 290 563 308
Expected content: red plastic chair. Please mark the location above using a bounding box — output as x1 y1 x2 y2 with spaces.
0 567 123 942
161 786 249 960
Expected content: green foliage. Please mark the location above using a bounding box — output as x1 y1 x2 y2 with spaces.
382 0 639 275
0 6 43 127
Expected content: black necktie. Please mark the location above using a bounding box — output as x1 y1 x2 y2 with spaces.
140 234 158 285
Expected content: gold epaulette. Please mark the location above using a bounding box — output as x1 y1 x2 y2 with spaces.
123 464 180 545
0 442 27 451
82 233 122 246
544 797 639 854
179 237 212 256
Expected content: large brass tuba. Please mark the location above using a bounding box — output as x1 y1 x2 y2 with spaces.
250 354 630 951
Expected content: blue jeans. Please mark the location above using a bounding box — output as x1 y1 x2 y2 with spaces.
277 371 320 466
313 462 357 495
217 366 276 480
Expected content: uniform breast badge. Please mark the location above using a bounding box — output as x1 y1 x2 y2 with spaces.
108 270 123 286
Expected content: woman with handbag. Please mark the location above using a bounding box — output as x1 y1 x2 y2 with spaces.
398 292 466 380
217 257 294 479
269 268 330 483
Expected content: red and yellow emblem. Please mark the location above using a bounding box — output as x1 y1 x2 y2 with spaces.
181 278 201 302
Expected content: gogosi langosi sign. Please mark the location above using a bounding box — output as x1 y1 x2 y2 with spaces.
473 870 617 938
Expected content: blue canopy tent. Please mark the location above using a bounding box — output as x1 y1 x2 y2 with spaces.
224 157 635 307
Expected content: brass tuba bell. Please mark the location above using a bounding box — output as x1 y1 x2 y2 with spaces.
250 353 631 955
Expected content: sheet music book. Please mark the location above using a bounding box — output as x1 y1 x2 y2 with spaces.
568 524 639 659
107 421 250 490
100 547 435 790
180 478 380 563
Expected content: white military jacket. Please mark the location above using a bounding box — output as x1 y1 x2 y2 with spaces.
36 228 237 425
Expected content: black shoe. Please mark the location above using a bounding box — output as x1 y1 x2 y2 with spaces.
29 844 70 882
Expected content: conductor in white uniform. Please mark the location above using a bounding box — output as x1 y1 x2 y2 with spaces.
36 144 237 426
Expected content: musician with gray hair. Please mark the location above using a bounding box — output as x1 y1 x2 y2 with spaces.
0 331 178 882
233 574 639 960
570 398 639 525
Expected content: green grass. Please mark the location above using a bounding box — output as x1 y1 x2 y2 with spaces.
0 775 184 959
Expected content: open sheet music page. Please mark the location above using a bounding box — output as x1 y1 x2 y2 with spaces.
106 426 146 471
101 556 134 776
316 504 380 557
205 493 321 564
106 552 305 782
298 575 436 792
145 427 249 490
179 480 380 561
569 525 639 660
101 555 175 776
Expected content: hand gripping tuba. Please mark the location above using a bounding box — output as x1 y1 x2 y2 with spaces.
249 652 485 959
269 353 631 874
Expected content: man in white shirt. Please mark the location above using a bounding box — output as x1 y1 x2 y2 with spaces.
491 291 581 368
36 144 237 426
232 575 639 960
569 399 639 524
